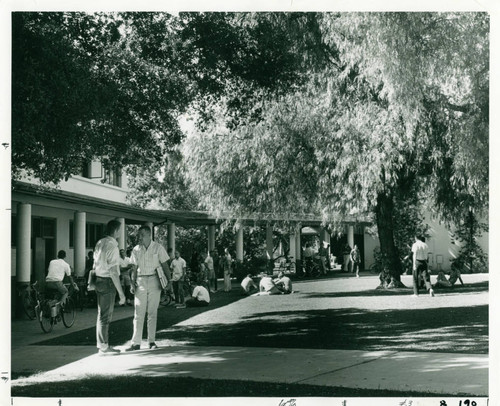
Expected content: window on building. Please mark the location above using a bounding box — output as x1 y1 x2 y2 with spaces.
11 215 16 247
69 222 106 249
32 217 56 239
103 167 122 187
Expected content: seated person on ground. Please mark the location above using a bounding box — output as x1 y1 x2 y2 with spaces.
274 271 293 294
45 250 78 305
241 274 258 295
448 268 464 286
185 276 211 307
434 270 452 288
258 274 282 295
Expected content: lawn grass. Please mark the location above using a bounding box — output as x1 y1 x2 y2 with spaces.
10 375 475 398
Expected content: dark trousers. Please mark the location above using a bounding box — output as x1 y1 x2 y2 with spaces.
95 277 116 350
413 260 430 295
173 280 184 304
186 297 209 307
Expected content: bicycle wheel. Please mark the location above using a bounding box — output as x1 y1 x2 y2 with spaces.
160 290 171 306
312 264 321 278
39 309 54 333
22 291 36 320
62 298 76 328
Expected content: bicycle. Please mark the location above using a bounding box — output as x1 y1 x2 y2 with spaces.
18 282 37 320
274 255 296 275
160 288 175 306
297 257 321 279
34 283 76 333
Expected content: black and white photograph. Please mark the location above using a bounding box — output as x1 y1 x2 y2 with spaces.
1 1 497 405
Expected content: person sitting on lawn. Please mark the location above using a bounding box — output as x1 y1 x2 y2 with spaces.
274 271 293 294
434 270 452 288
241 274 258 295
448 267 464 286
257 273 282 295
185 275 211 307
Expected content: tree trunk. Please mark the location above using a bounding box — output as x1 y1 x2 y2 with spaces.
375 192 403 281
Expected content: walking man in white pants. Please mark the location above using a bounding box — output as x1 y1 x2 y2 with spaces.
125 225 171 351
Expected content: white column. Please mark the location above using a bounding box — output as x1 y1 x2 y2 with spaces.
295 224 302 261
16 203 31 284
74 211 86 277
117 217 126 250
236 226 244 261
168 223 176 253
145 222 154 240
266 223 273 260
348 225 354 248
325 230 331 257
289 230 296 260
207 225 216 252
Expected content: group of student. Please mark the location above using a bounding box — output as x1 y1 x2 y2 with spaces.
240 271 293 296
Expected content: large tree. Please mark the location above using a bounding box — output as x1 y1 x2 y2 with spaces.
12 12 325 185
182 12 489 280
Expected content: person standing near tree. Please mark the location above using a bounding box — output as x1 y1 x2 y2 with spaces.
171 250 187 307
343 243 351 273
125 225 171 351
412 235 435 297
223 248 232 292
350 244 361 278
93 219 126 356
204 251 216 293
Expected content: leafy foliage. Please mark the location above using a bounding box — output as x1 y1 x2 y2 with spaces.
450 210 488 274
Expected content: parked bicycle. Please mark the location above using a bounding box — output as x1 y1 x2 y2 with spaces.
33 282 76 333
297 257 321 279
274 255 296 275
18 282 37 320
159 288 173 306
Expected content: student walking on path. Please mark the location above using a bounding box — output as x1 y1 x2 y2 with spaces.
412 236 435 297
350 245 361 278
126 225 171 351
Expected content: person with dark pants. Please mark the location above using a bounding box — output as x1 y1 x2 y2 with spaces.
171 250 187 308
411 235 435 297
93 219 126 355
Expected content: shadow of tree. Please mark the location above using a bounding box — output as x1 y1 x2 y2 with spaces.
156 305 488 354
303 281 489 298
35 289 248 346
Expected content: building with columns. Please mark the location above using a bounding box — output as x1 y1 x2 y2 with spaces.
10 161 488 317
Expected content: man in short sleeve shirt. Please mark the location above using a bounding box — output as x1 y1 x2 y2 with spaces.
93 219 126 355
411 235 435 297
126 225 171 351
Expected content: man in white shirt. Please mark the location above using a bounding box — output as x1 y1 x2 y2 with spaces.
171 250 187 307
274 271 292 294
204 251 216 293
45 250 78 305
186 275 211 307
93 219 126 355
240 274 258 295
411 235 435 297
258 274 282 295
126 225 171 351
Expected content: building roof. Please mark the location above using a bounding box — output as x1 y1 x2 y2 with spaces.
12 181 372 228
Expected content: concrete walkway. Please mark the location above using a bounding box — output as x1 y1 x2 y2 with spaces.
10 273 490 397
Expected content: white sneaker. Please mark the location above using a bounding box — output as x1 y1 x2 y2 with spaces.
430 289 435 297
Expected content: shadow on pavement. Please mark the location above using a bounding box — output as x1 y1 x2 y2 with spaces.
156 304 488 354
34 289 248 347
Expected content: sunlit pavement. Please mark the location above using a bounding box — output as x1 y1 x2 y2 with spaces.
10 273 489 396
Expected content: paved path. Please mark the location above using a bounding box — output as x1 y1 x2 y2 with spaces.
9 273 490 397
